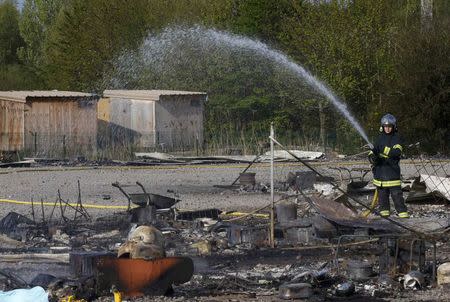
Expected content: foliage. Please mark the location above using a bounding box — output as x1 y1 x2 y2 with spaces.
380 2 450 154
43 0 155 90
0 0 449 154
18 0 64 70
0 63 42 90
0 0 23 64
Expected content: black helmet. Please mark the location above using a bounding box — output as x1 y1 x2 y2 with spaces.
380 113 397 132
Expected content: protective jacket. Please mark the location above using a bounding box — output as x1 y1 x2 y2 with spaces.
369 132 403 187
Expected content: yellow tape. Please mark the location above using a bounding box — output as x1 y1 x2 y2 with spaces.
0 198 130 210
60 296 87 302
222 211 269 218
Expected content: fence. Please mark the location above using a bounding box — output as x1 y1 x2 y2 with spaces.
21 124 446 160
20 129 204 160
23 133 96 159
17 125 356 160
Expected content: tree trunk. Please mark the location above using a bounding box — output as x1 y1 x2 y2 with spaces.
319 102 326 152
421 0 433 31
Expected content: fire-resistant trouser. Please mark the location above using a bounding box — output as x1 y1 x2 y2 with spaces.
378 186 408 217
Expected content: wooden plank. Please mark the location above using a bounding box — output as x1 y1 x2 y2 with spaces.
0 253 69 263
0 100 24 151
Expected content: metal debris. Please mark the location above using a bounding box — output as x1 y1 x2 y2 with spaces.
335 281 355 296
404 271 425 289
275 201 297 224
346 260 374 281
287 171 316 190
0 212 34 240
278 283 313 299
70 251 115 277
421 174 450 200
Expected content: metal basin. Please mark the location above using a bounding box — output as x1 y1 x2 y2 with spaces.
128 193 179 209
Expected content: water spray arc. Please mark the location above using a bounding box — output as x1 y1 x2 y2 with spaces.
205 28 371 145
109 26 371 145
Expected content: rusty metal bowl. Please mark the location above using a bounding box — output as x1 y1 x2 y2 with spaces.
95 257 194 297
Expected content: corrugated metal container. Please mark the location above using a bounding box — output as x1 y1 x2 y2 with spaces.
99 90 206 151
0 97 25 152
0 91 99 157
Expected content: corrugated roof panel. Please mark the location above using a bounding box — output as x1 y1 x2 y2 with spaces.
103 90 207 101
0 91 98 102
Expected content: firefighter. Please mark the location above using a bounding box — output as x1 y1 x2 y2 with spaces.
369 114 409 218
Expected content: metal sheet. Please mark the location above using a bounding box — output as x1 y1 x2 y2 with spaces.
309 195 450 233
155 96 204 149
70 251 116 277
0 91 95 102
104 90 206 101
421 174 450 200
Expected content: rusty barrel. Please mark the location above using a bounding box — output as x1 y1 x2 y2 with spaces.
276 202 297 223
239 172 256 185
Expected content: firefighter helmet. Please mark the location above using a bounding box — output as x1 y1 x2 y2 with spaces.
380 114 397 132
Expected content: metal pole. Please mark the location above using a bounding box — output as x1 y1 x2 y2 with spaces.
34 132 37 155
31 198 35 223
270 123 275 248
432 242 437 284
63 135 66 159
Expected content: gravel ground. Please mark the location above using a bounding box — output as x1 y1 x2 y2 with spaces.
0 162 297 219
0 160 426 219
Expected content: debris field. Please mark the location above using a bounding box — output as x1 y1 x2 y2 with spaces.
0 155 449 302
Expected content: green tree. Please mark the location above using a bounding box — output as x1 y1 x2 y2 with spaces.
18 0 64 67
0 64 42 90
45 0 167 90
380 0 450 153
3 0 447 153
275 1 402 150
0 0 42 90
229 0 293 41
0 0 23 64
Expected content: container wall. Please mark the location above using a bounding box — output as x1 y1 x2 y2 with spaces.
97 98 155 154
155 95 205 150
